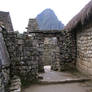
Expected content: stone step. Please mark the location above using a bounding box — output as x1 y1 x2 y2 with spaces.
9 76 21 92
38 78 91 85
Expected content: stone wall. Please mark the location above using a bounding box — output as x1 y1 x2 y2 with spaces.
2 29 19 77
3 31 39 84
43 44 59 65
19 33 39 83
29 30 77 71
0 27 10 92
43 38 60 66
9 76 21 92
76 27 92 77
1 28 39 89
31 34 44 73
0 24 77 91
58 30 76 71
27 19 39 33
50 45 60 71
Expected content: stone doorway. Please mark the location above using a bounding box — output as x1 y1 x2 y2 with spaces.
42 37 60 67
28 30 63 72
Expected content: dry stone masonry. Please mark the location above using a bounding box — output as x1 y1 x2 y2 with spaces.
0 17 77 92
0 11 14 32
2 8 92 91
3 30 39 84
1 1 92 90
28 30 76 71
76 27 92 77
58 30 76 70
0 27 10 92
64 0 92 78
0 26 40 92
9 76 21 92
27 19 39 33
19 33 39 82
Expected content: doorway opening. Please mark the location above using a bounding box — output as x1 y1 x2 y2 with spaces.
42 37 60 72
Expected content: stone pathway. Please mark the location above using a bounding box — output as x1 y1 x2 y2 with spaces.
22 66 92 92
38 66 90 84
23 83 92 92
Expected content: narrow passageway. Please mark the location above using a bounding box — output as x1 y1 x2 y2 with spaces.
22 66 92 92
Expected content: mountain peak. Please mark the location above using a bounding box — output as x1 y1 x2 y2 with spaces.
36 8 64 30
41 8 54 13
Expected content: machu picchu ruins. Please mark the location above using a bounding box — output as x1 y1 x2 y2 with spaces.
0 1 92 92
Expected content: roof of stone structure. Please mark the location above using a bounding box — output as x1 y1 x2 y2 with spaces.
0 11 9 16
64 0 92 31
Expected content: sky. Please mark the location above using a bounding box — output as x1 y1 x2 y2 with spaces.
0 0 91 33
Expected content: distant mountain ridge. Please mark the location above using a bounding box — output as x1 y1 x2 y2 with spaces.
36 9 64 30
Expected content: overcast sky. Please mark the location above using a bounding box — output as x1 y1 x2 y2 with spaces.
0 0 91 33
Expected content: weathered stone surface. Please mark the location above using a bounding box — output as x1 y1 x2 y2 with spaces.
0 26 10 92
0 27 40 89
58 30 76 71
27 19 39 33
76 27 92 77
0 16 77 92
9 76 21 92
0 11 14 32
28 30 76 71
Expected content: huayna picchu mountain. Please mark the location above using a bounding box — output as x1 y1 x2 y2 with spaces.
36 8 64 30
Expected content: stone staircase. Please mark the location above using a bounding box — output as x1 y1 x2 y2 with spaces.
9 76 21 92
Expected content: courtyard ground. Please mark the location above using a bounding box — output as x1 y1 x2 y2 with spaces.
22 66 92 92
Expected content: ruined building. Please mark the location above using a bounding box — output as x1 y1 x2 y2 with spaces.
0 26 40 92
1 1 92 91
26 19 75 71
0 11 14 32
65 0 92 78
0 11 15 92
27 19 39 33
